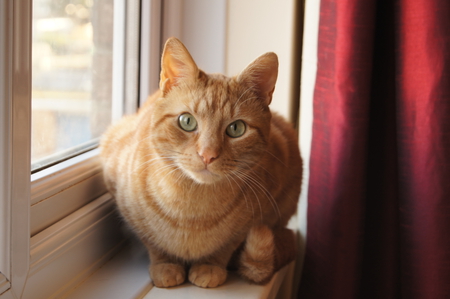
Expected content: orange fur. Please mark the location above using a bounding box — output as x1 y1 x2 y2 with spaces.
100 38 302 288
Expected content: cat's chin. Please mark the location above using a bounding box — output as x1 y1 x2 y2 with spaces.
189 169 222 185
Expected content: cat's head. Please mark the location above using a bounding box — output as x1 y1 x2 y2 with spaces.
149 38 278 185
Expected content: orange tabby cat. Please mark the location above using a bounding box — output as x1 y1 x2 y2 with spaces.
100 37 302 288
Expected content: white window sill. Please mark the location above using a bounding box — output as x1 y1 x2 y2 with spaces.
64 241 295 299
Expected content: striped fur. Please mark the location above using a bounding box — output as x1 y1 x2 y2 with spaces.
100 38 302 288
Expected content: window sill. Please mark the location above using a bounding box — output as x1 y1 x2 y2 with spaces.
64 242 295 299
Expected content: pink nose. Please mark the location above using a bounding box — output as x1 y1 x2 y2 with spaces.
198 148 219 165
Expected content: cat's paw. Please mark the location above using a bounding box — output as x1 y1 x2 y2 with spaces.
150 263 186 288
188 264 227 288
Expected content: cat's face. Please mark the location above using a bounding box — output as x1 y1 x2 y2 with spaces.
147 37 278 185
149 74 272 184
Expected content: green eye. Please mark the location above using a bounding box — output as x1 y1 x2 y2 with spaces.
178 113 197 132
226 120 246 138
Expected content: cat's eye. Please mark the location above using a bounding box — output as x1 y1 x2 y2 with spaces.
178 113 198 132
226 120 246 138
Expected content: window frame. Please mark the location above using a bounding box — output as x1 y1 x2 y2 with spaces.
0 1 32 297
0 0 162 298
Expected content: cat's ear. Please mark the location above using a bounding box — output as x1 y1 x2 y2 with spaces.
160 37 199 94
237 52 278 106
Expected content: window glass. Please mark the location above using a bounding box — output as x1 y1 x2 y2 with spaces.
32 0 114 171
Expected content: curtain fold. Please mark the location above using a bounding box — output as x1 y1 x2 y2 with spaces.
298 0 450 298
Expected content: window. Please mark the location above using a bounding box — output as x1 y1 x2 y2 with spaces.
31 0 132 172
1 0 157 297
31 0 112 171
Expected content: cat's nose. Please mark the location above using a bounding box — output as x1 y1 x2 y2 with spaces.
198 148 219 165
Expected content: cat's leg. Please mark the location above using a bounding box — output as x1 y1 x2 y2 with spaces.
147 245 186 288
188 241 240 288
238 225 296 284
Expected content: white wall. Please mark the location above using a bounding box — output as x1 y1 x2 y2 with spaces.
162 0 227 74
226 0 297 120
163 0 297 120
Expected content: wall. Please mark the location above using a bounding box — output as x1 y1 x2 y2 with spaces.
162 0 297 120
162 0 226 74
226 0 297 120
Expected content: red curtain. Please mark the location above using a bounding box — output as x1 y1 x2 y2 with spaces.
298 0 450 298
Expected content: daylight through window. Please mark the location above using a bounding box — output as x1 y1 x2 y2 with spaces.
32 0 115 171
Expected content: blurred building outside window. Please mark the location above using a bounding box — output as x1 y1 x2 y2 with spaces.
32 0 114 171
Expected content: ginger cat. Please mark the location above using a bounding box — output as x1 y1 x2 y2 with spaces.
100 38 302 288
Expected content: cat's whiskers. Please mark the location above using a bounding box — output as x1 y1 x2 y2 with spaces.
224 172 254 219
237 158 298 204
196 160 268 218
226 155 285 217
235 158 278 187
222 173 234 193
233 168 281 220
231 170 264 221
244 171 280 219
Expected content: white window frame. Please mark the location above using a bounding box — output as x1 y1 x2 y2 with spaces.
0 1 32 298
0 1 162 298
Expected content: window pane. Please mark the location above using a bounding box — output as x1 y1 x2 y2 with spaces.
32 0 114 171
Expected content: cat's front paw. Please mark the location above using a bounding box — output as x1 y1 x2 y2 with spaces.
150 263 186 288
188 264 227 288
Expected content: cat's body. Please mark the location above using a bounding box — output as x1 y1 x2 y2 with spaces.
100 38 302 288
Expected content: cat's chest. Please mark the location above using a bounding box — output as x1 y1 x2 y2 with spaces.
138 201 235 260
144 186 249 259
152 177 237 218
151 211 246 260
